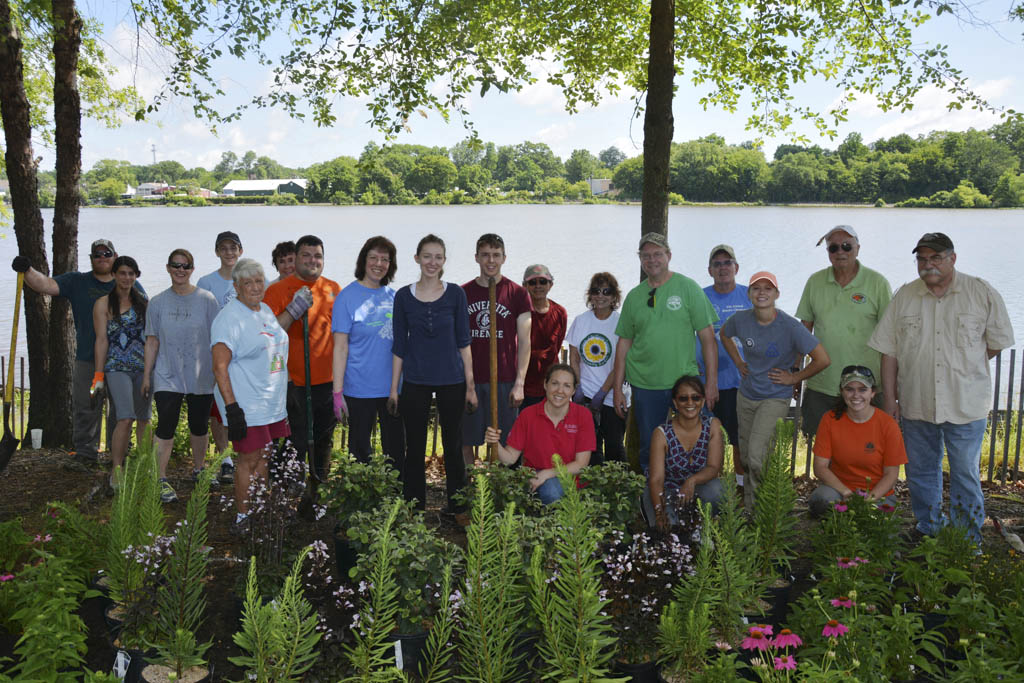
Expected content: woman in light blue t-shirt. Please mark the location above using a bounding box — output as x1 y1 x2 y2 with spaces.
720 271 829 511
331 236 405 467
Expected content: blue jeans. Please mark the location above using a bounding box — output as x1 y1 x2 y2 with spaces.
535 477 565 505
632 387 673 473
902 418 986 541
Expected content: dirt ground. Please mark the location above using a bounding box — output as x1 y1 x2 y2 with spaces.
2 446 1023 681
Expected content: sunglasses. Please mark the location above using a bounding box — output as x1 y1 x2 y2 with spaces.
841 364 874 378
526 278 550 286
674 393 704 404
711 259 735 268
827 242 854 253
589 287 613 296
647 287 657 308
167 262 193 271
91 250 113 259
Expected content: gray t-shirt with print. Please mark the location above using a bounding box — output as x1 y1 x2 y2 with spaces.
721 308 819 401
144 287 220 394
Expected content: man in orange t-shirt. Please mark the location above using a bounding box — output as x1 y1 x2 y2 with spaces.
263 235 341 500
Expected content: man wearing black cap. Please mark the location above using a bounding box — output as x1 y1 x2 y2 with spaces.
11 239 145 466
869 232 1014 543
197 230 244 483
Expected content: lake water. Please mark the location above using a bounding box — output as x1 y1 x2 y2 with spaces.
1 204 1023 396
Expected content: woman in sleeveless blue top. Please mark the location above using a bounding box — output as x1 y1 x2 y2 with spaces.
644 375 724 529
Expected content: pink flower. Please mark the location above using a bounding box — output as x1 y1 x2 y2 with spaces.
741 628 771 651
772 628 803 648
0 574 14 582
822 619 849 638
833 502 848 512
752 624 773 636
836 556 857 568
855 489 869 498
830 596 854 608
33 534 51 543
774 655 797 670
878 502 896 513
853 557 868 565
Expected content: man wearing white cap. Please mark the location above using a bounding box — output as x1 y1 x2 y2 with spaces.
11 239 145 466
796 225 891 437
522 264 567 409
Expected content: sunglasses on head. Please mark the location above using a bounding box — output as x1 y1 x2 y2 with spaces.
589 286 613 296
828 242 854 253
526 278 550 286
841 364 874 378
647 287 657 308
91 250 113 259
167 262 193 271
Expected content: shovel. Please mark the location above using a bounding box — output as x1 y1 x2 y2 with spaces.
302 311 315 479
0 273 25 471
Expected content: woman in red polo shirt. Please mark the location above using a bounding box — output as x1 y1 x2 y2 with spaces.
485 363 596 504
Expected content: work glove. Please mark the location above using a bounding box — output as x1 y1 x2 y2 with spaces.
90 372 105 397
572 386 585 404
333 391 348 421
11 256 30 273
285 286 313 320
590 388 609 411
225 402 248 441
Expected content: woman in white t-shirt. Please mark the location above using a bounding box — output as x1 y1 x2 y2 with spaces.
567 272 628 463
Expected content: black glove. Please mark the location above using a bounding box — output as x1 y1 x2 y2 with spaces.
11 256 30 273
225 402 248 441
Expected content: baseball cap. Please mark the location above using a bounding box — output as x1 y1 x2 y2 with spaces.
816 225 859 246
523 264 553 282
215 231 242 248
912 232 954 253
840 365 876 389
90 239 115 254
638 232 670 250
749 271 779 289
708 244 736 263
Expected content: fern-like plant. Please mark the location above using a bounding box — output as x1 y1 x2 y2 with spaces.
528 461 623 682
751 419 799 577
150 455 221 678
230 547 322 682
656 602 711 678
106 428 164 608
703 502 763 646
457 472 528 682
419 564 457 683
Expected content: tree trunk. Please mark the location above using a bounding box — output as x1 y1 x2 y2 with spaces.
48 0 82 447
0 0 53 436
641 0 675 251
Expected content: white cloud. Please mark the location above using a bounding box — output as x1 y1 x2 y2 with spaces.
535 122 575 157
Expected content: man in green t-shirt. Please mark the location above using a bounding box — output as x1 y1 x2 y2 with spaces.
795 225 892 437
612 232 718 471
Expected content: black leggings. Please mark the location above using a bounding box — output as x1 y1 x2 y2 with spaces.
399 382 467 511
286 382 338 483
153 392 214 440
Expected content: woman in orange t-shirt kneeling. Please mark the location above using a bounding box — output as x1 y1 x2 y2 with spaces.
809 365 908 517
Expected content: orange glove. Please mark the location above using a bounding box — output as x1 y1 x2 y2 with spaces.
90 372 105 396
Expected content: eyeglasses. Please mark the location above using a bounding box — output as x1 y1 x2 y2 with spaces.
91 250 113 259
827 242 854 253
674 394 704 404
915 253 949 266
647 288 657 308
167 262 193 271
639 250 667 262
589 287 613 296
711 259 735 268
526 278 550 286
367 254 391 265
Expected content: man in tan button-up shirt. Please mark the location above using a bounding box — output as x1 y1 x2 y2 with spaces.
869 232 1014 542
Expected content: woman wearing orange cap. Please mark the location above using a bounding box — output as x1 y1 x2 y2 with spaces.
720 271 830 510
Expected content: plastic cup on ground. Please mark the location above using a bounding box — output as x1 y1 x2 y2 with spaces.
30 429 42 449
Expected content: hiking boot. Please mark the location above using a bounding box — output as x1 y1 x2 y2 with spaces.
219 461 235 485
159 478 178 503
66 452 99 473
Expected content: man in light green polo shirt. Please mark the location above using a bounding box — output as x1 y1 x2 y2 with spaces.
796 225 892 436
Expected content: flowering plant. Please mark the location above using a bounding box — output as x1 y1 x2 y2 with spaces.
599 519 698 662
739 623 805 681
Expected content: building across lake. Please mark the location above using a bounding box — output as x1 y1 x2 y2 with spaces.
222 178 308 198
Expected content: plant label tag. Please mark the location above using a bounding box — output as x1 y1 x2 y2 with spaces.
394 640 404 669
740 616 749 625
113 650 131 678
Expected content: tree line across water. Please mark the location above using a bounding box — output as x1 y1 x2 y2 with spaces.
45 120 1024 208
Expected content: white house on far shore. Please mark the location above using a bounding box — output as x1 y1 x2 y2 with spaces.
222 179 307 198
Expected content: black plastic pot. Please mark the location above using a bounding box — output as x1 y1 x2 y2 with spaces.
612 659 662 683
334 526 359 580
103 602 125 638
388 630 429 673
140 662 213 682
765 581 793 627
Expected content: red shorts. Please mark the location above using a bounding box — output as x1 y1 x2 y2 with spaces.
232 418 290 455
210 401 223 424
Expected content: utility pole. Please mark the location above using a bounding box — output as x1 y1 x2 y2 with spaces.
151 144 156 165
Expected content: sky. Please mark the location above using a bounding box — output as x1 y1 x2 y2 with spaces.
44 0 1024 173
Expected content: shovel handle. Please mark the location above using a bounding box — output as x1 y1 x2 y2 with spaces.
5 273 24 405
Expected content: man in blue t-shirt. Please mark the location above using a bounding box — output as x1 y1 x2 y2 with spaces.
697 244 750 486
12 239 145 466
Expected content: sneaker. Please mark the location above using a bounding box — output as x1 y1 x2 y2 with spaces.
192 468 220 488
219 461 235 485
159 478 178 503
66 452 98 473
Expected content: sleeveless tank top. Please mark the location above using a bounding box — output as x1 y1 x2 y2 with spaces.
659 413 712 489
105 306 145 373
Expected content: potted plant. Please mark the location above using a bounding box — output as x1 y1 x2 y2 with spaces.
579 460 646 531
